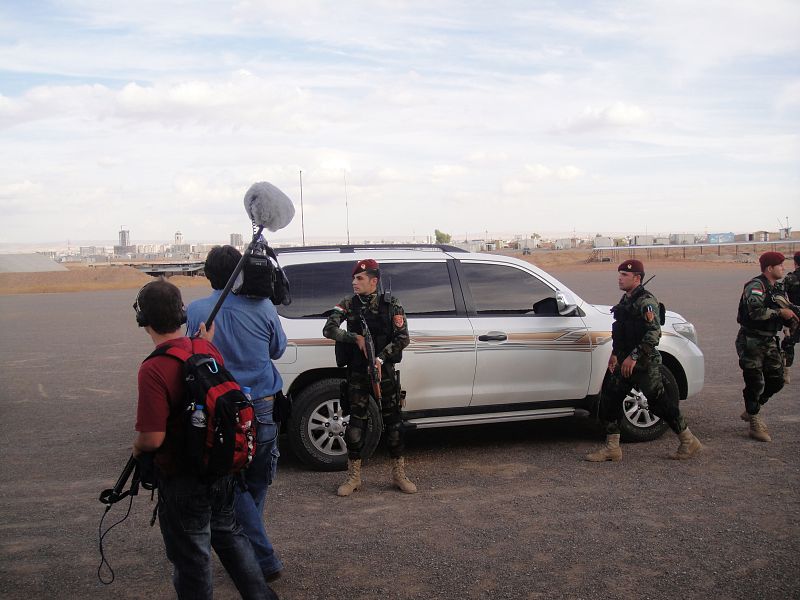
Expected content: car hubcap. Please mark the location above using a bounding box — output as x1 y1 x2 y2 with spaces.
623 388 661 428
307 399 349 455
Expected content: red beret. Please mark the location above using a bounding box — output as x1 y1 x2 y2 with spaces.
352 258 380 277
759 251 785 271
618 259 645 274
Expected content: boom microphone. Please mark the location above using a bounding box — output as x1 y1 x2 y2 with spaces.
244 181 295 231
203 182 295 330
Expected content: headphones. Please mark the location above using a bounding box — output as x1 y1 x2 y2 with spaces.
133 282 188 328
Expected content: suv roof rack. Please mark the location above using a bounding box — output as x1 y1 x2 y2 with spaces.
272 244 468 254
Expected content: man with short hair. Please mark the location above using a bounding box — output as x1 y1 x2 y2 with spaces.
585 260 702 462
322 259 416 496
132 279 275 599
779 250 800 383
186 245 287 583
737 251 797 441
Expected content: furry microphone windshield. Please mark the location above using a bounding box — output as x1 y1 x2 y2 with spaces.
243 182 296 232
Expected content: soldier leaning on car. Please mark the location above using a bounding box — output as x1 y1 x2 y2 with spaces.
737 251 798 442
779 250 800 383
322 258 417 496
586 259 702 462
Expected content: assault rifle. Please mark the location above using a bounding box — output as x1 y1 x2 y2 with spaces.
773 290 800 334
360 314 382 402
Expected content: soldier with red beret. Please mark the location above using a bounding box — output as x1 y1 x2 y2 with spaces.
779 251 800 383
322 259 416 495
736 251 797 441
586 259 702 462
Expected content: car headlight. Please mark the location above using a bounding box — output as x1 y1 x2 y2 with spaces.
673 322 698 345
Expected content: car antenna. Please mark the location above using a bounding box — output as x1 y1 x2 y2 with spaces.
643 274 656 287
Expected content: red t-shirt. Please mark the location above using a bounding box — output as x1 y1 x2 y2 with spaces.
136 337 223 475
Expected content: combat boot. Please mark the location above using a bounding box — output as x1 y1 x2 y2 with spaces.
585 434 622 462
337 459 362 496
391 457 417 494
749 414 772 443
671 427 702 459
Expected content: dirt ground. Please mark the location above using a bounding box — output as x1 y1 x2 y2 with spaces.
0 262 798 599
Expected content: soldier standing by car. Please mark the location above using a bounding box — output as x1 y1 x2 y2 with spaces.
586 259 702 462
737 251 798 441
779 250 800 383
322 259 417 496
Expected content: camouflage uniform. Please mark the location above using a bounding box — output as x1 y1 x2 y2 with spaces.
322 292 410 459
779 267 800 367
600 285 686 435
736 274 784 414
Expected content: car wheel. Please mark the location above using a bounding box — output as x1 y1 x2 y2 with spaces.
618 364 676 443
288 378 383 471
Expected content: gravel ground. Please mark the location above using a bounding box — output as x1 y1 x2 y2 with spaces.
0 263 798 600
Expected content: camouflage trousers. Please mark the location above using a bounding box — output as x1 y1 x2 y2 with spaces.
780 327 799 368
599 354 685 435
346 364 404 459
736 328 784 415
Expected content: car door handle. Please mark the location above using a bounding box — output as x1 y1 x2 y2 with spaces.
478 332 507 342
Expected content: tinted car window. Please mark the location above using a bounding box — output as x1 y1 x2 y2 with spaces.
460 262 554 315
278 262 353 318
381 262 456 316
278 260 457 318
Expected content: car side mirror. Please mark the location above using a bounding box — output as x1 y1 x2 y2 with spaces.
556 291 577 316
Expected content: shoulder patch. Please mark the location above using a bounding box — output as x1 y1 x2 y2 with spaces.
333 305 345 312
393 314 405 328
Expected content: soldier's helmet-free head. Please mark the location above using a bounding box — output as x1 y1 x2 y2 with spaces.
759 251 784 273
352 258 380 295
617 259 645 279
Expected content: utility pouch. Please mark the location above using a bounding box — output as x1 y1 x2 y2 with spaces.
339 380 350 415
335 341 353 368
273 390 292 423
395 370 406 408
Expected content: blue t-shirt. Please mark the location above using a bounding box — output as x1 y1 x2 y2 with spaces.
186 290 287 399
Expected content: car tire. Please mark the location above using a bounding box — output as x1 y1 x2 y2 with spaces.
618 364 677 443
288 378 383 471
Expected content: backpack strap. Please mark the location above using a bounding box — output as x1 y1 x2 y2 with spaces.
142 340 197 364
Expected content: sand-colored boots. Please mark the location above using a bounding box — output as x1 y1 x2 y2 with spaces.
585 434 622 462
749 414 772 442
391 457 417 494
671 427 702 459
337 459 362 497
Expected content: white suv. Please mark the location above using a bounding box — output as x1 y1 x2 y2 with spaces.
272 245 704 470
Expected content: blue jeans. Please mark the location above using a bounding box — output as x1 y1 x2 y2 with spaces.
235 396 283 578
157 474 277 600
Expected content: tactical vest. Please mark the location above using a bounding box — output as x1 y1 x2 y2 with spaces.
611 286 654 356
737 274 781 334
335 294 401 368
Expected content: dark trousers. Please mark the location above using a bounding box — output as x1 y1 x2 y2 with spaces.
157 474 277 600
346 364 404 459
736 329 784 414
599 357 685 435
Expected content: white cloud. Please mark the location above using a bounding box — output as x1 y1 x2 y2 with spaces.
561 103 651 133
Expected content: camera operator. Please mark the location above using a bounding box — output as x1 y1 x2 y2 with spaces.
132 279 276 599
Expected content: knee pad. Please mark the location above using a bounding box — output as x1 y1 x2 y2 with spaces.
345 417 366 450
385 421 404 457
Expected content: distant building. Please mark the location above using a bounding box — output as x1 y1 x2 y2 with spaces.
230 233 243 248
633 235 654 246
79 246 97 256
707 232 735 244
593 236 614 248
175 231 184 245
119 227 130 247
653 236 670 246
554 238 576 250
670 233 695 245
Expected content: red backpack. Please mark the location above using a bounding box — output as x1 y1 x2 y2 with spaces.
146 339 256 478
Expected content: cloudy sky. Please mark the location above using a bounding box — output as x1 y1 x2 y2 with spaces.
0 1 798 246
